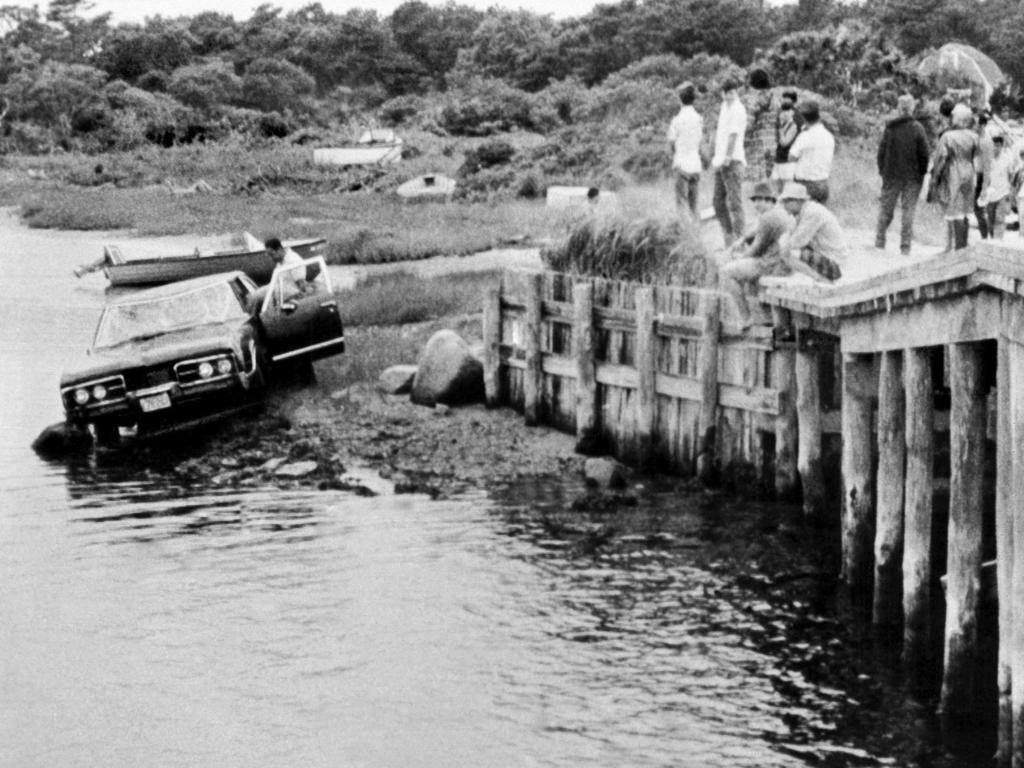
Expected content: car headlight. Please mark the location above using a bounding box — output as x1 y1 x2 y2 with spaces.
197 361 215 379
74 388 90 405
92 384 107 401
216 358 233 375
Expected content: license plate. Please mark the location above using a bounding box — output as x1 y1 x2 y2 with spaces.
140 392 171 412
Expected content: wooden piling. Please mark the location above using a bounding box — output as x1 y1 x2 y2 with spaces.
874 350 905 630
940 341 985 733
1009 340 1024 767
696 295 720 470
572 282 599 454
902 346 934 685
523 273 543 427
996 337 1013 768
795 344 826 517
841 352 875 603
773 343 798 499
635 286 657 470
483 286 501 408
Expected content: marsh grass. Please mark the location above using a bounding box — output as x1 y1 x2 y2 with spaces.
337 269 499 327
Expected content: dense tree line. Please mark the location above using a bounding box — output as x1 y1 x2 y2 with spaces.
0 0 1020 152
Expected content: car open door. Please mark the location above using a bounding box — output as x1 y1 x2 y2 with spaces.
259 255 345 363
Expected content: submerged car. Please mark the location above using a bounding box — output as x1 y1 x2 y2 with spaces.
60 254 344 443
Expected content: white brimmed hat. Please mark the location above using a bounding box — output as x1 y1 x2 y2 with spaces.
779 182 809 201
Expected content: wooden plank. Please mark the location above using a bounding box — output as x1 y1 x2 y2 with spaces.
483 286 502 407
718 383 780 416
796 347 826 518
1009 340 1024 767
874 350 905 630
941 342 986 733
573 282 598 453
523 273 543 427
996 335 1014 768
840 292 1002 353
636 286 657 469
697 295 721 464
903 347 934 688
774 345 799 498
841 353 875 607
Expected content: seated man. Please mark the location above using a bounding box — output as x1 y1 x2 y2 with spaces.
716 180 793 326
777 181 845 282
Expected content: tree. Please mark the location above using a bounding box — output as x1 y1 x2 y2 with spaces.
455 9 565 91
167 59 241 110
95 19 197 83
389 1 483 89
239 57 315 113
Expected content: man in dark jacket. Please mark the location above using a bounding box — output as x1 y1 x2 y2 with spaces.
875 93 931 255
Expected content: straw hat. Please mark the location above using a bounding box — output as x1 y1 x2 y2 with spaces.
779 182 809 201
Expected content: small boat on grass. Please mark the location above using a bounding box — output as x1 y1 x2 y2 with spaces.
75 232 328 287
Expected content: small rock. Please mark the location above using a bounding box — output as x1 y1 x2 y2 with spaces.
274 460 318 477
330 388 351 401
583 457 627 489
434 404 450 416
260 457 287 473
378 365 418 395
220 457 241 468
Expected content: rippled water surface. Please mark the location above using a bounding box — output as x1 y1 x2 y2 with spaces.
2 215 898 768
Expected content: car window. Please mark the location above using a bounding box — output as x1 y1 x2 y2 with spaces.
263 255 332 313
94 281 247 348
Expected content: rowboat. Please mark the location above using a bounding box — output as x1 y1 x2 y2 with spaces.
75 233 328 287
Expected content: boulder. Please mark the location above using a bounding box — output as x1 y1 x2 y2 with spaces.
31 421 92 457
378 365 418 395
583 457 628 489
410 330 485 407
274 460 318 477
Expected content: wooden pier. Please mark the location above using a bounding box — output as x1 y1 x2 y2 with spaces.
482 240 1024 763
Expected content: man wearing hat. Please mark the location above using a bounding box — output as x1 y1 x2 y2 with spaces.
778 182 844 281
716 180 793 326
787 100 835 204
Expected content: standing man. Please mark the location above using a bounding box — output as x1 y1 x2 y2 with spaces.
789 100 835 205
875 93 930 255
712 78 748 246
973 108 995 239
666 81 703 222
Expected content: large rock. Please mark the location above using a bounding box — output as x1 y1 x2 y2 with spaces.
31 421 92 457
583 457 628 489
378 365 418 395
410 330 485 407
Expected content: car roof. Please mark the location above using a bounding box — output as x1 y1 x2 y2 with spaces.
107 271 249 306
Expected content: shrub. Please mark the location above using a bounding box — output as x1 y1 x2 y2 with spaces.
167 59 241 111
439 77 534 136
379 94 426 126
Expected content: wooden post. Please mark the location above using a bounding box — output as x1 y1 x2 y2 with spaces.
903 346 934 687
996 337 1014 768
774 343 798 499
573 282 599 454
524 273 543 427
874 350 905 630
1009 340 1024 767
635 286 657 470
795 344 826 517
696 295 721 472
940 341 985 736
841 352 875 606
483 286 501 408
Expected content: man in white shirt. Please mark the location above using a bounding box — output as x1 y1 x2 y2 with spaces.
789 100 835 204
666 81 703 221
265 237 309 302
711 78 747 246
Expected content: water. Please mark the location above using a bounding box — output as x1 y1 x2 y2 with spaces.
0 213 911 767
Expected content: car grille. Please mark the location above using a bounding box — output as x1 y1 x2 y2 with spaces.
123 367 173 390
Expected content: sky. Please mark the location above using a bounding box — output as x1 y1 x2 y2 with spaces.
65 0 597 23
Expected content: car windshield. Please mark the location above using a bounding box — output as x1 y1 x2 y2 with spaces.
93 281 246 348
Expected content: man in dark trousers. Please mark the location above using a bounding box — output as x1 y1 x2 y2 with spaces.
875 93 930 255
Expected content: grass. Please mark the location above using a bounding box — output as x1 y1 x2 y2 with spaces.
336 270 499 327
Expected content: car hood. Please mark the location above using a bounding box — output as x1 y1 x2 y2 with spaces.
61 321 248 386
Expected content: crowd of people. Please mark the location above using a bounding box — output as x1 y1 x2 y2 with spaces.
666 70 1024 328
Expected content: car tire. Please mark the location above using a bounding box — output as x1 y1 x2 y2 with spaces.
92 420 120 447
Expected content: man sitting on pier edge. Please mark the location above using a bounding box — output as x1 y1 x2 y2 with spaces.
716 180 793 327
778 181 845 282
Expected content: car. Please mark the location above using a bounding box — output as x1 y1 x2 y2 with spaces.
60 254 344 444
